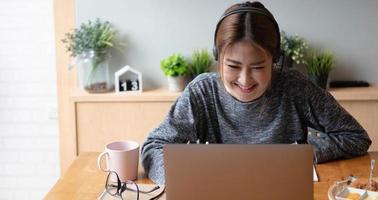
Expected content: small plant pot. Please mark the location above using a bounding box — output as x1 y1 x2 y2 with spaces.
308 73 329 89
167 76 187 92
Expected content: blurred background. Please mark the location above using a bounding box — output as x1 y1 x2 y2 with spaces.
0 0 59 199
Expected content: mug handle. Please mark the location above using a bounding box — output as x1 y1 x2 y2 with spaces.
97 151 109 172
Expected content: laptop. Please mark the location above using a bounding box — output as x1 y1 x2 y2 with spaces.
163 144 313 200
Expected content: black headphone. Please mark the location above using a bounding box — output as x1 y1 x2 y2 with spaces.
213 1 281 63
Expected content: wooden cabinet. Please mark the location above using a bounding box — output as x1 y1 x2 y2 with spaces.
71 88 181 151
60 86 378 173
329 86 378 152
76 101 173 152
60 88 179 173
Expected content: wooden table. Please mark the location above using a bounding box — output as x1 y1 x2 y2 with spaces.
44 152 378 200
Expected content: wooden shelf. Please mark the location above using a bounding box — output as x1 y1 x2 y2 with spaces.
329 85 378 101
70 88 181 102
70 85 378 103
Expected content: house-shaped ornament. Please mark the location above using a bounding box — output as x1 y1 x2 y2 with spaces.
115 65 142 93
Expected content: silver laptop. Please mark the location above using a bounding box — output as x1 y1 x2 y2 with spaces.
164 144 313 200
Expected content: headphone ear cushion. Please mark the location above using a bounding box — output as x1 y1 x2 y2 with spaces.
213 46 218 61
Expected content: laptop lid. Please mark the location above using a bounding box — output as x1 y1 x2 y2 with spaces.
164 144 313 200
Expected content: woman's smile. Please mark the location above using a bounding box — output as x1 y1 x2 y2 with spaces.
233 82 258 93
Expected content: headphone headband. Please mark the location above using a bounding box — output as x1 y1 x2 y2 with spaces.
218 8 274 23
213 3 281 62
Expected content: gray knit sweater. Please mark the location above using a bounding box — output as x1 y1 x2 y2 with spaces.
141 70 371 184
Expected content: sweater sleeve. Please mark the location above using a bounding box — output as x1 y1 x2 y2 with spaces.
304 83 371 163
140 86 199 184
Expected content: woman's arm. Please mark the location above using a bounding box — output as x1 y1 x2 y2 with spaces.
141 86 200 184
304 83 371 163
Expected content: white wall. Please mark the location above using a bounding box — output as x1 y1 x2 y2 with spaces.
0 0 59 199
76 0 378 89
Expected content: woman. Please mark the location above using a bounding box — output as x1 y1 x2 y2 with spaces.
141 1 371 184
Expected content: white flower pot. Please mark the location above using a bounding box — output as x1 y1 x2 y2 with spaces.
167 76 186 92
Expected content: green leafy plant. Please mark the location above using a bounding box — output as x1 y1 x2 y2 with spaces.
62 19 122 87
281 31 308 64
189 49 213 77
306 50 334 76
62 18 119 60
160 53 189 77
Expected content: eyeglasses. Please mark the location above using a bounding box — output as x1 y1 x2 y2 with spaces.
105 171 164 200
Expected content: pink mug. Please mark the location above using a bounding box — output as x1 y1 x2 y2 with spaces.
97 140 140 182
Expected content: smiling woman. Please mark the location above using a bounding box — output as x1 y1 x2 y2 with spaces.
141 1 371 185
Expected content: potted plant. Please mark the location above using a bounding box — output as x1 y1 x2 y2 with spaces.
189 49 214 80
305 50 334 89
160 53 189 92
280 31 308 68
62 19 122 93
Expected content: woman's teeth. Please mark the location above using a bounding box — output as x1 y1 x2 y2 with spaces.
234 83 257 92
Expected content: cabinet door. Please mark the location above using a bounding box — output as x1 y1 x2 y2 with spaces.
75 100 378 152
338 100 378 151
76 102 173 153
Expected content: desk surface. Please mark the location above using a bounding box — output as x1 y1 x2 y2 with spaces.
45 152 378 200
